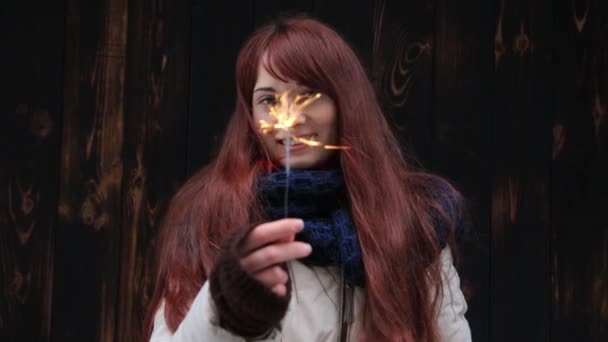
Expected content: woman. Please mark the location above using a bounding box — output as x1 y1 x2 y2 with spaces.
146 16 471 341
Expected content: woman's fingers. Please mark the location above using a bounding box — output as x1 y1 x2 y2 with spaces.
238 219 311 295
271 284 287 297
252 265 289 289
240 241 312 273
241 218 304 254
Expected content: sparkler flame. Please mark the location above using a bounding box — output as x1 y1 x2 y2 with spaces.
258 90 351 150
257 90 350 303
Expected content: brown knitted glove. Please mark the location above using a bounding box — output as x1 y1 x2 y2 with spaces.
209 224 291 337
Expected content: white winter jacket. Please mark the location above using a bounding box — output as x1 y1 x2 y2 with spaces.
150 247 471 341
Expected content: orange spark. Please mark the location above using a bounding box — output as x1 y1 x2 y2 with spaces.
258 90 350 150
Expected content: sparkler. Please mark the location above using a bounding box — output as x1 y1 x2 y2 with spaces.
258 90 350 216
258 90 350 302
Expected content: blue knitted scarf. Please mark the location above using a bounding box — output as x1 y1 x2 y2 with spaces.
257 169 365 287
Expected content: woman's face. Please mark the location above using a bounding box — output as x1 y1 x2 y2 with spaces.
252 60 339 169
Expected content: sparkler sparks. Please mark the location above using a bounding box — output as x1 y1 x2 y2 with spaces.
258 90 351 216
258 90 350 215
258 90 351 151
257 90 351 303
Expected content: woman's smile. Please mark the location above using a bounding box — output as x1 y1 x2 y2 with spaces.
252 56 339 169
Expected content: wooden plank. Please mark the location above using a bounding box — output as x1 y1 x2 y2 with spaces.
551 0 608 340
488 0 554 340
253 0 314 26
433 0 494 340
313 0 373 83
116 0 191 341
0 1 64 341
366 0 436 174
186 2 254 173
52 0 128 341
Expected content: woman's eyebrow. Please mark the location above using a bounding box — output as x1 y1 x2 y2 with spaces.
253 87 275 93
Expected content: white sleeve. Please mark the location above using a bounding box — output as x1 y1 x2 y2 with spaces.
149 281 281 342
436 247 472 342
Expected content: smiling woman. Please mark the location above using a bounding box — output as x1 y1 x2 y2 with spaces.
145 16 471 342
252 59 339 169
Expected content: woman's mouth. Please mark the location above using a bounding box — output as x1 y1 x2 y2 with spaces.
278 134 318 146
277 134 317 153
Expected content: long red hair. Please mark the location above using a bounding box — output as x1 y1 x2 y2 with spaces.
145 17 464 341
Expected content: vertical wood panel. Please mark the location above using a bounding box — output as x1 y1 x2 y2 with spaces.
53 0 127 340
117 0 191 340
434 0 493 340
186 2 254 174
2 1 607 340
490 0 554 340
0 1 64 341
313 0 373 70
253 0 314 26
551 0 608 340
368 0 436 172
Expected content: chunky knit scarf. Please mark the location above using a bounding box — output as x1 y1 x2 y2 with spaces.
257 169 365 287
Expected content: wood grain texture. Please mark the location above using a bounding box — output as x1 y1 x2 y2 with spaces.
186 2 255 174
491 0 554 340
117 0 191 340
53 0 128 340
253 0 314 26
1 1 607 340
551 0 608 340
0 1 64 341
313 0 373 69
369 0 435 174
434 0 493 340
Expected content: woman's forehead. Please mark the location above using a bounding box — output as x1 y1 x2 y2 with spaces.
254 60 305 91
255 44 325 93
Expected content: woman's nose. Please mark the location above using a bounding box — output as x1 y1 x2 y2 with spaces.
272 114 307 140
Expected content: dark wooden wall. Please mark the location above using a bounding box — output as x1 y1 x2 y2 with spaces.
1 0 606 341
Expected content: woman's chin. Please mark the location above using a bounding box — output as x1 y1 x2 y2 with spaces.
279 159 310 169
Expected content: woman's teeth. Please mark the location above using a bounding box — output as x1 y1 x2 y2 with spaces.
281 134 317 145
284 139 301 146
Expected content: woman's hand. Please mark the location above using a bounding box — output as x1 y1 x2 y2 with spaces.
239 218 312 297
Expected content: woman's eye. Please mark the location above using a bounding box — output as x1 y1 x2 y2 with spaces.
260 96 276 105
